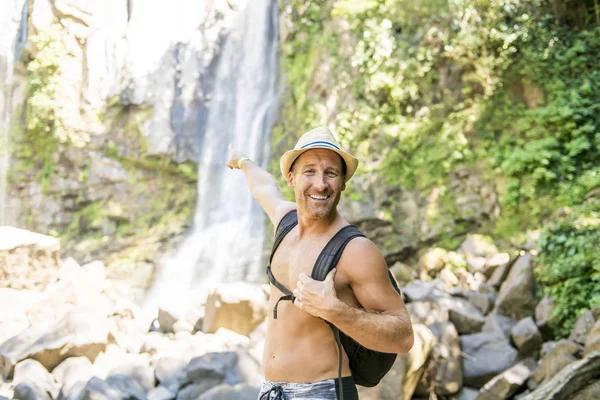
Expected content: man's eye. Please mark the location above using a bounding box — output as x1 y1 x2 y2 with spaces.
304 169 314 174
327 171 338 177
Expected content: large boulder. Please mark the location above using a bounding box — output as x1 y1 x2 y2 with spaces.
415 321 463 396
584 319 600 356
510 317 543 358
438 296 485 334
528 339 582 390
407 300 449 326
493 253 536 321
0 307 109 378
202 283 268 336
358 324 436 400
52 356 95 400
0 288 41 344
534 296 555 336
520 351 600 400
13 359 58 399
0 227 60 291
460 332 518 388
569 310 596 346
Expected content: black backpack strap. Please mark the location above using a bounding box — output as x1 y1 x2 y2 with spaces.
269 210 298 263
267 210 298 320
311 225 365 281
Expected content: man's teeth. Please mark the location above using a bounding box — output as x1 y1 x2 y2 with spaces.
309 195 329 200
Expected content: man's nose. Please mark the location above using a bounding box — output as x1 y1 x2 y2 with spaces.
313 173 327 190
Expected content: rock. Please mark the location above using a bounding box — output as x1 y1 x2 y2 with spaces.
419 248 448 275
486 259 512 289
92 345 154 394
450 387 479 400
176 381 222 400
407 300 450 326
459 234 498 259
203 282 268 336
358 324 436 400
402 280 446 302
390 261 417 285
438 296 485 334
534 296 554 336
510 317 543 358
482 314 517 338
415 321 462 396
0 307 109 378
584 319 600 356
13 382 52 400
153 356 188 391
0 227 60 291
184 350 260 388
541 341 558 357
466 290 493 315
520 351 600 400
173 320 195 335
80 376 130 400
569 310 595 345
147 386 177 400
13 359 57 399
528 339 582 390
571 379 600 400
475 358 537 400
494 253 536 320
460 332 518 388
158 308 180 334
440 267 460 287
0 288 40 344
198 383 260 400
52 356 94 400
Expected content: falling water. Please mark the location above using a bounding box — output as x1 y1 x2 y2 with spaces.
146 0 278 315
0 0 27 225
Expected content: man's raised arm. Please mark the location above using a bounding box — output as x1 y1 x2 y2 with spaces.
226 144 296 227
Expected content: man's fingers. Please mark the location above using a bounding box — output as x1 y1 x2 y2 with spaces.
325 268 336 282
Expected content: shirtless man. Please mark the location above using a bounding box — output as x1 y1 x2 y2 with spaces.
226 127 413 399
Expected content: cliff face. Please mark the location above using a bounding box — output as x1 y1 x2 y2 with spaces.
3 0 240 270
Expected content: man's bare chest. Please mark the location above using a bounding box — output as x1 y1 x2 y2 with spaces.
270 234 331 290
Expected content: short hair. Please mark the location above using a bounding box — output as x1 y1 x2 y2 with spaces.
290 153 347 176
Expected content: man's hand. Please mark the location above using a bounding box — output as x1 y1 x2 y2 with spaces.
226 144 249 169
293 268 342 319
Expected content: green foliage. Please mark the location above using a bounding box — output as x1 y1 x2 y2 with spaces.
19 27 66 190
535 203 600 338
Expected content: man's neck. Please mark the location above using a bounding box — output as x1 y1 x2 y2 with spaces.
296 209 345 239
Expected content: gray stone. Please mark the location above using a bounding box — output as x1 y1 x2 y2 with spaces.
0 307 109 378
569 310 596 345
154 356 188 388
13 382 52 400
460 332 518 388
439 296 485 334
466 290 493 315
80 377 129 400
13 359 57 399
407 300 450 326
571 379 600 400
511 317 543 358
147 386 177 400
476 358 537 400
520 351 600 400
53 356 94 400
482 314 517 338
176 381 222 400
450 387 479 400
584 319 600 356
415 321 463 396
534 296 554 336
198 383 260 400
486 259 512 289
402 280 446 302
528 339 582 390
158 308 180 334
494 253 536 321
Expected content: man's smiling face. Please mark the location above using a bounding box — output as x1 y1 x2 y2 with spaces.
287 148 346 220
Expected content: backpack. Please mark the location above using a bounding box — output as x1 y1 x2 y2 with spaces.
266 210 400 390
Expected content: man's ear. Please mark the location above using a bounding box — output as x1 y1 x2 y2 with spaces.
341 179 346 191
287 171 295 188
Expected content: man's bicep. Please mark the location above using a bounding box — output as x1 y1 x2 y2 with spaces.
340 239 406 313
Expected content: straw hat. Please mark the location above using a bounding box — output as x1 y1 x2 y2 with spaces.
279 127 358 182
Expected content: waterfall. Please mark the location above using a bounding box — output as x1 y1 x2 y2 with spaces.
0 0 27 225
145 0 279 316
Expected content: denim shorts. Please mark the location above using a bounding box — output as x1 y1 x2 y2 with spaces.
257 377 357 400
